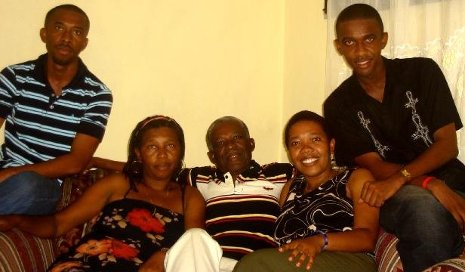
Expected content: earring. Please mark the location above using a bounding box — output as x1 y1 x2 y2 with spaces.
129 160 143 175
330 153 337 169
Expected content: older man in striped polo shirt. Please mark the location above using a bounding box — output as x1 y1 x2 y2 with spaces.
0 4 112 215
180 116 293 272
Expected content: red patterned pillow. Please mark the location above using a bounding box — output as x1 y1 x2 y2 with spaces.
55 169 108 254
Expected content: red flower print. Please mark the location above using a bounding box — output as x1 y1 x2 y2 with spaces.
76 239 112 256
111 239 139 260
49 261 82 272
127 208 165 233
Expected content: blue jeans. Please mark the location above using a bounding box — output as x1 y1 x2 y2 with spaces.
0 171 61 215
380 185 464 272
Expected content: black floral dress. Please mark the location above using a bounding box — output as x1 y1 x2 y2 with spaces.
48 198 184 272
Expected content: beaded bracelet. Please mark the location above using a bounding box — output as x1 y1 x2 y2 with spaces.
317 231 328 251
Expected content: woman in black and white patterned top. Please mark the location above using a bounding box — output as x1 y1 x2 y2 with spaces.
233 111 379 272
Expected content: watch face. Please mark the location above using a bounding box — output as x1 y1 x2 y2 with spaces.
401 168 411 179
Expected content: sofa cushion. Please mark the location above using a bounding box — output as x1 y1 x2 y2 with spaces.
0 228 54 272
422 259 465 272
375 229 403 272
55 169 108 255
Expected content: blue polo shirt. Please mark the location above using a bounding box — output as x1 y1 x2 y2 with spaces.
0 54 113 168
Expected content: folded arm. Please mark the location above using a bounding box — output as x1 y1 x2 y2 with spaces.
0 175 121 237
0 133 100 182
356 123 460 206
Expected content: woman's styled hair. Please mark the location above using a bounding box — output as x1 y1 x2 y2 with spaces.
283 110 333 149
123 115 185 190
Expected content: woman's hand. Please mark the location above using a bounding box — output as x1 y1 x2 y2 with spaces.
278 236 323 271
138 249 166 272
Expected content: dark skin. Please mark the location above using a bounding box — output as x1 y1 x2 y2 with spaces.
0 8 97 183
0 126 205 272
334 17 465 231
207 119 255 181
40 8 89 95
279 120 378 270
334 18 387 102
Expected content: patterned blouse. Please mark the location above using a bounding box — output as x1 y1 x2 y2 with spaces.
274 169 354 246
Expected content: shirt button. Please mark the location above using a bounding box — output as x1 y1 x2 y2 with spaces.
49 105 54 109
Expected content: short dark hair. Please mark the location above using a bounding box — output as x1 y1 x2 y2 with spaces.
284 110 333 149
45 4 90 32
206 116 250 151
123 115 185 188
335 3 383 37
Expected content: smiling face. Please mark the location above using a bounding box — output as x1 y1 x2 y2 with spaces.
335 18 387 80
135 127 182 182
286 120 335 180
207 119 255 180
40 8 89 66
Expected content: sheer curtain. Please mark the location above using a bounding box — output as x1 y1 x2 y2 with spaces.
325 0 465 162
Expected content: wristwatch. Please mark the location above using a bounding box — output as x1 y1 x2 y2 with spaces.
400 168 412 181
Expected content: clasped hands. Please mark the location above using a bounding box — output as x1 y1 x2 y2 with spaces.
359 177 465 232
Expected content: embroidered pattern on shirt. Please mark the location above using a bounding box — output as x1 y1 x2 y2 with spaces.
405 91 432 147
357 111 390 158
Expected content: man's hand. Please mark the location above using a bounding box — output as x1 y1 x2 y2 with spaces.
428 179 465 232
359 177 404 207
278 236 323 271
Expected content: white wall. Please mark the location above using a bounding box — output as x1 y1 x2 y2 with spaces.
0 0 327 167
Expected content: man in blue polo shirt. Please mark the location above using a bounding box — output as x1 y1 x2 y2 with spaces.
0 4 112 215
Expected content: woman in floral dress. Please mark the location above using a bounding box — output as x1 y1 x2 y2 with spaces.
0 115 205 272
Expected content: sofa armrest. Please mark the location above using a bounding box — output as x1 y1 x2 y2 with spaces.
0 229 55 272
376 228 465 272
0 169 111 272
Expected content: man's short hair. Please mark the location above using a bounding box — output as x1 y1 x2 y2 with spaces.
206 116 250 151
45 4 90 32
335 3 384 37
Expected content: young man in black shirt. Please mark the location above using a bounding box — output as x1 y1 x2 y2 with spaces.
324 3 465 272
